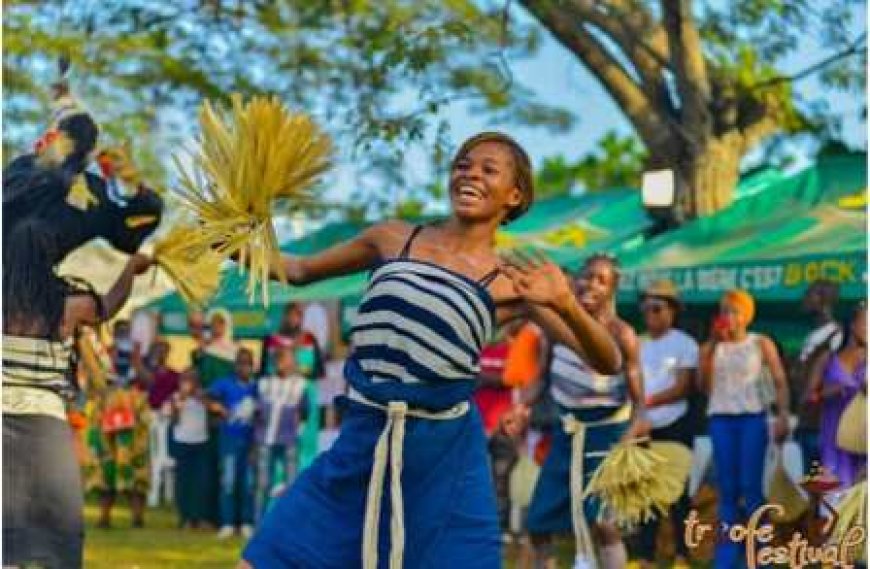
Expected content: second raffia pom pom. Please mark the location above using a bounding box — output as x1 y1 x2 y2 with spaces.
171 94 333 305
583 439 692 528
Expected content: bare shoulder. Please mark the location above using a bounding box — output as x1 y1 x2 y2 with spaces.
609 317 638 350
364 220 414 257
755 334 778 353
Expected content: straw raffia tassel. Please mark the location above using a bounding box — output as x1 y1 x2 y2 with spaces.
171 94 332 305
153 225 223 307
832 480 867 562
583 439 692 528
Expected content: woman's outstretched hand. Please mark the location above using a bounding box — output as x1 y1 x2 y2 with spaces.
500 249 573 312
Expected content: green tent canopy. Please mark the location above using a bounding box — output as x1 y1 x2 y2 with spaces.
618 153 867 304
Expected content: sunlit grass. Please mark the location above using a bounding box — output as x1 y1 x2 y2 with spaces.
83 502 243 568
83 499 714 568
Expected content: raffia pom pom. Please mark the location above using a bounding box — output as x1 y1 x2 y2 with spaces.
583 439 692 528
832 480 867 562
153 225 222 307
171 94 332 305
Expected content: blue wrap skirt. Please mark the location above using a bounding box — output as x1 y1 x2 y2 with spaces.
243 360 501 568
526 406 629 535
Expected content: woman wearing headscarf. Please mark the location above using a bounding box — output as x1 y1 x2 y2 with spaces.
196 307 239 526
699 289 790 568
198 308 239 389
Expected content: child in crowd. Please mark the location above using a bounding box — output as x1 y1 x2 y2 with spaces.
171 369 210 529
207 348 257 539
254 345 307 520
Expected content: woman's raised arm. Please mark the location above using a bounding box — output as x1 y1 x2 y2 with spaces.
272 221 405 286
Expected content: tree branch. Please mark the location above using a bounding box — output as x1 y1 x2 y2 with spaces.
520 0 678 154
567 0 672 110
603 0 671 67
661 0 712 140
740 114 780 153
751 31 867 90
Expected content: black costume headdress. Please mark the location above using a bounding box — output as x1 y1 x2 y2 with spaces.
3 60 164 265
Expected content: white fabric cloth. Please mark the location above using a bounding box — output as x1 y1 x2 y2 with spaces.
640 329 699 428
800 321 843 362
317 429 340 452
302 302 331 355
688 435 712 498
318 360 347 406
173 396 208 444
258 375 305 446
130 311 157 356
148 411 175 507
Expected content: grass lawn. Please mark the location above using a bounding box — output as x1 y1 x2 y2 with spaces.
83 503 242 568
84 500 714 568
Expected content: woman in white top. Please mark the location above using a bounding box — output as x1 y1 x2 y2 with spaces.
699 289 789 569
635 280 697 569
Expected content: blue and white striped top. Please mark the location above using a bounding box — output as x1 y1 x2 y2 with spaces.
348 226 498 385
549 342 627 410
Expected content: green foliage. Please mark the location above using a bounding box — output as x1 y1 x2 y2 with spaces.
2 0 570 213
394 198 425 219
535 131 647 198
700 0 865 138
3 0 863 219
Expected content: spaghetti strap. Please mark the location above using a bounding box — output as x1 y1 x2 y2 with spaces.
399 225 424 259
478 267 500 287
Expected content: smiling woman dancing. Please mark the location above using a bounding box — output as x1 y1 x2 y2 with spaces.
239 132 622 569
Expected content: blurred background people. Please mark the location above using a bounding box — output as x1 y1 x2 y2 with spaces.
171 369 210 529
134 340 179 508
633 280 697 569
794 280 843 474
809 301 867 489
254 345 306 520
197 308 239 527
207 348 257 540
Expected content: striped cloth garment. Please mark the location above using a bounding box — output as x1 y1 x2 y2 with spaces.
349 258 496 385
549 343 627 410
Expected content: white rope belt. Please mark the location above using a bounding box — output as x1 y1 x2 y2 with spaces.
561 403 632 563
347 388 470 569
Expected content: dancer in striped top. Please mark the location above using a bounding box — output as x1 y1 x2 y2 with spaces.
240 132 621 569
504 254 649 569
3 219 151 568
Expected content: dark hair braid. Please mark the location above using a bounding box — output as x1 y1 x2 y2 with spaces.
3 219 68 338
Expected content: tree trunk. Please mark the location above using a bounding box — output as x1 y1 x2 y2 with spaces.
678 135 743 218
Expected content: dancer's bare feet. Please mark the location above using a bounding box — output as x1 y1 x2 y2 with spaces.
236 561 253 569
